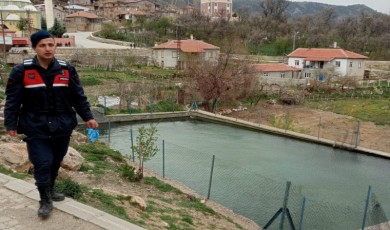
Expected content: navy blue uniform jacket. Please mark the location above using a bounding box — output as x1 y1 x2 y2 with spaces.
4 57 94 138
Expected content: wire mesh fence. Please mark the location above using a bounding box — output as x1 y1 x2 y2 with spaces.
96 124 390 230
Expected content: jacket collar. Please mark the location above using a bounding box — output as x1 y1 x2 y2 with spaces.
32 56 62 71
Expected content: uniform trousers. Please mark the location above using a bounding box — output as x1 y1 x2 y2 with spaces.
25 135 71 187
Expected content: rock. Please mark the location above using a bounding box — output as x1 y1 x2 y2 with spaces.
61 147 84 171
130 195 147 211
71 131 88 144
0 143 31 173
58 167 71 179
161 221 169 228
0 142 84 173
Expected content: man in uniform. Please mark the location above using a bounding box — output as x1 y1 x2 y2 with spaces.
4 30 99 218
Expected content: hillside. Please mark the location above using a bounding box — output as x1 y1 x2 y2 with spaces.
233 0 377 19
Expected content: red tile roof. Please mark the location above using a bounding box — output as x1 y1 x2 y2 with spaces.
153 40 219 53
251 63 301 72
66 11 101 19
288 48 368 61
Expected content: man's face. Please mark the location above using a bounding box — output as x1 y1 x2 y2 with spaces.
33 38 56 61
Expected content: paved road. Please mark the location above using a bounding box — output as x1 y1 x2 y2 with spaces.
0 173 145 230
65 32 130 49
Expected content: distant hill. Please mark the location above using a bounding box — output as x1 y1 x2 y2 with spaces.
51 0 378 20
229 0 377 19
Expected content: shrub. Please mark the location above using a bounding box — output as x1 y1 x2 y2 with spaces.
117 164 137 181
75 142 123 162
150 100 184 112
56 179 83 199
80 76 102 86
143 177 182 194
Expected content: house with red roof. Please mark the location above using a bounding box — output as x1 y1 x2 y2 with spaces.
152 38 220 69
287 48 368 80
64 11 103 32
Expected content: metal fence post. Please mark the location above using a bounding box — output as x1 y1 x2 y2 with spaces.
104 96 107 115
298 197 306 230
280 181 291 230
207 155 216 200
162 140 165 178
361 185 372 230
317 116 322 139
284 113 289 132
354 120 360 148
107 119 111 144
130 128 134 162
149 96 153 113
259 109 262 127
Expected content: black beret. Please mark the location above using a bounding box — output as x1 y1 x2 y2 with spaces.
30 30 53 48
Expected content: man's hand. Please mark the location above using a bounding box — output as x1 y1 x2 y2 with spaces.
7 130 17 137
86 119 99 129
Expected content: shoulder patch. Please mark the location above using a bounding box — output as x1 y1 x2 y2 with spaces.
23 59 33 66
57 60 67 67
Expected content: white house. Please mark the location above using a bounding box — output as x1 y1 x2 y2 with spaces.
251 63 304 86
152 38 220 69
287 48 368 80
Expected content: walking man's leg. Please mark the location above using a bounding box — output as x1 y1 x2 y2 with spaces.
49 136 70 201
26 138 54 217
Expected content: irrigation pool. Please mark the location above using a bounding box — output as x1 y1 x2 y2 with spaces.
99 118 390 230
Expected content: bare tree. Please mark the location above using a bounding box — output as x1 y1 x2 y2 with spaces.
186 44 257 112
259 0 289 22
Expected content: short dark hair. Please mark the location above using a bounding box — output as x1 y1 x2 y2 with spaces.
30 30 53 48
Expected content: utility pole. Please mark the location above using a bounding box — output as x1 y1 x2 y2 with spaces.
175 25 181 72
293 31 299 51
0 11 7 64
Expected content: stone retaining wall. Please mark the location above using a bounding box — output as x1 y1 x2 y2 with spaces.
7 47 152 66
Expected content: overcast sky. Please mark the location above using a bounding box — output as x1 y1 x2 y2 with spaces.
291 0 390 14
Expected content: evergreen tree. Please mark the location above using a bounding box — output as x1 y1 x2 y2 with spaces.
41 17 47 30
48 18 66 37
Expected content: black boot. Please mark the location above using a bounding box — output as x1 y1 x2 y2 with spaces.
37 187 53 218
50 187 65 201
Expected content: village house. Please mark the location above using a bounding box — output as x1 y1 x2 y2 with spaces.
64 11 103 32
85 0 160 20
287 48 368 81
152 37 220 69
251 63 303 86
34 4 68 24
117 9 146 22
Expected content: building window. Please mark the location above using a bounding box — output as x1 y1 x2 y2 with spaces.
335 61 341 67
172 51 177 58
295 60 299 66
263 73 269 77
281 73 285 78
349 62 353 67
304 72 311 78
358 62 362 68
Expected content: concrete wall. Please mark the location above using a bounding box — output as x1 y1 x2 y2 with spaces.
83 109 390 159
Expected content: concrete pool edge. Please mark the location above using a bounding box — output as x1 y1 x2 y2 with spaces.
84 110 390 159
